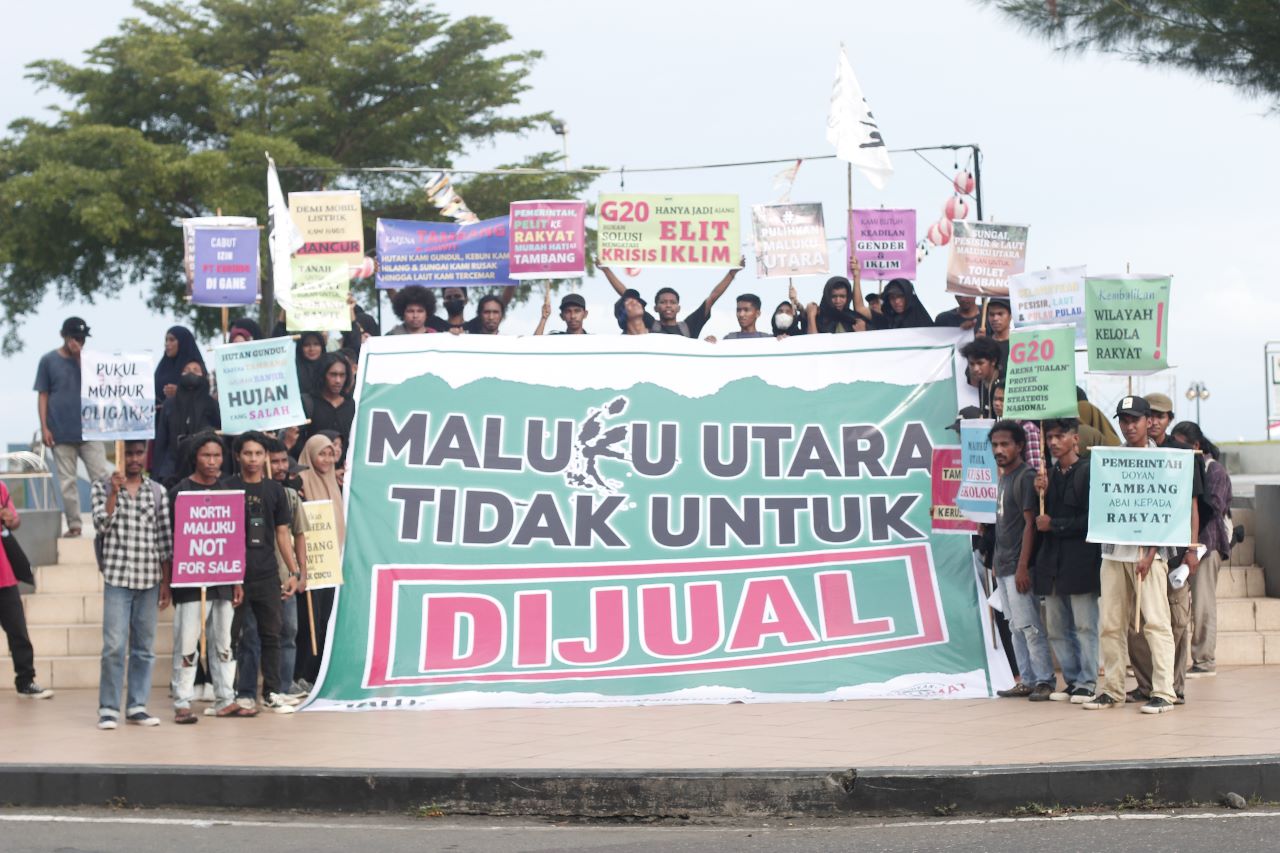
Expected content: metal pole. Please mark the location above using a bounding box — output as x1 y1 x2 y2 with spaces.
971 145 984 221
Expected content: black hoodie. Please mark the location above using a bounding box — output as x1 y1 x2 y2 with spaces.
871 279 935 330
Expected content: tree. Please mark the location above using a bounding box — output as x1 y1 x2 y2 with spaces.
978 1 1280 111
0 0 598 351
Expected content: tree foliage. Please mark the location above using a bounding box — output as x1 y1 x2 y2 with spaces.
0 0 598 351
979 1 1280 110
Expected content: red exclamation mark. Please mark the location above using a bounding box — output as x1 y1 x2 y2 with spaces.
1153 302 1164 360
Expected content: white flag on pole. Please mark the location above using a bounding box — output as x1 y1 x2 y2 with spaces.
266 153 305 310
826 45 893 190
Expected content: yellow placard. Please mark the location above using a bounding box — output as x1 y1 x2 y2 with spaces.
302 500 343 589
289 190 364 268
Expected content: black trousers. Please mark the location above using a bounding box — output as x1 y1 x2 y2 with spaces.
295 587 334 683
232 580 283 699
0 584 36 688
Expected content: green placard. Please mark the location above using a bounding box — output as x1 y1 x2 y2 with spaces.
1002 325 1078 420
1084 275 1171 374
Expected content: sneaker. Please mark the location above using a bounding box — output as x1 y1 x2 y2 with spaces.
17 683 54 699
97 715 118 730
295 678 314 694
1049 684 1075 702
996 682 1033 698
286 681 309 699
1141 697 1175 715
126 711 160 726
1174 693 1186 706
263 693 298 714
1028 683 1054 702
1186 665 1216 678
1069 686 1095 704
1125 689 1149 704
1083 693 1119 711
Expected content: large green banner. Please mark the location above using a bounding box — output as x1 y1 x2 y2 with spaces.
308 331 1010 710
1084 275 1172 374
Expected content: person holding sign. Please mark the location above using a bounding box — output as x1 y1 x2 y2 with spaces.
1083 396 1180 715
988 421 1056 701
295 434 345 686
1032 419 1101 703
90 440 172 729
225 431 302 714
807 276 867 334
167 433 240 722
34 317 110 538
597 256 745 338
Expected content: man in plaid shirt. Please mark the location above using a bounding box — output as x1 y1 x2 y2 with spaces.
91 440 172 729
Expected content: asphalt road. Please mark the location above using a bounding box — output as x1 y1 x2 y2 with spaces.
3 806 1279 852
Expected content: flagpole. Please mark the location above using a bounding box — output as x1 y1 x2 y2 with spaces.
846 164 854 277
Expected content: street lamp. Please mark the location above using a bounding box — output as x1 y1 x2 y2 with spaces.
1185 381 1210 424
550 121 570 170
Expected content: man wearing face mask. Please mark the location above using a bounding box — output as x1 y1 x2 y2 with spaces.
433 285 516 334
153 361 220 486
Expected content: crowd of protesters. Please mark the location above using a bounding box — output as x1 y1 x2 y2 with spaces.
5 255 1231 723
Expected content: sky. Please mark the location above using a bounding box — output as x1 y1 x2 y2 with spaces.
4 0 1279 447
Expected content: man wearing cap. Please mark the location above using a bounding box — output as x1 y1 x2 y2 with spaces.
1083 395 1179 714
34 317 110 537
1126 392 1202 705
535 293 590 336
616 289 653 336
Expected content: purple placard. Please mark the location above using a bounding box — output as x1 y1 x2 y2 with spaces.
508 200 586 279
850 209 916 281
375 216 513 289
171 490 246 587
191 228 259 306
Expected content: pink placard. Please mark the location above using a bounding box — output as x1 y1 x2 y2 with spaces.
508 200 586 279
931 448 978 534
171 490 246 587
850 209 916 281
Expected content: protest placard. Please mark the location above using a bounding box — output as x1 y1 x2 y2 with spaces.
1002 325 1079 420
850 209 916 281
212 338 306 433
289 190 364 269
375 216 513 289
191 227 259 306
597 193 740 270
182 215 256 296
931 447 978 534
171 490 246 587
1084 275 1171 374
508 200 586 279
1009 265 1086 345
1086 447 1194 546
751 203 829 278
80 351 155 441
957 419 998 523
945 221 1029 297
302 500 343 589
287 257 351 332
309 331 1010 710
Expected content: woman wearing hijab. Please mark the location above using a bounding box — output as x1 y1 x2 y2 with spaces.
294 331 328 398
227 317 263 344
153 361 221 485
294 434 344 687
806 276 865 334
870 279 935 330
154 326 205 404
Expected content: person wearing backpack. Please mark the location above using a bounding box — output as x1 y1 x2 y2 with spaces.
90 440 171 729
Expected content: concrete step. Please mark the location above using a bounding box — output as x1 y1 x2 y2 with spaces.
1 622 175 659
1217 599 1280 633
1230 506 1254 537
1214 631 1280 666
21 592 173 626
1228 535 1255 569
54 536 96 566
0 652 170 691
1216 565 1266 599
33 563 103 594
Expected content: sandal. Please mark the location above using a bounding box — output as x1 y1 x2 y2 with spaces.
62 527 82 538
174 708 198 725
215 702 258 718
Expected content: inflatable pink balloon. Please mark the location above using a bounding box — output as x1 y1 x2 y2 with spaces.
944 196 970 221
927 220 952 247
953 170 975 195
625 267 642 277
353 256 375 280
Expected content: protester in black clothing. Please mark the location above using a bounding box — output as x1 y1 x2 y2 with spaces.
386 286 440 335
294 332 327 397
228 317 263 344
979 298 1012 372
1032 418 1102 703
870 279 934 330
771 301 806 337
470 295 506 335
301 354 354 464
598 257 745 337
535 293 590 335
935 294 980 330
435 285 517 334
806 276 866 334
153 361 220 485
225 431 301 714
615 289 654 335
960 336 1003 418
865 293 882 317
154 326 206 405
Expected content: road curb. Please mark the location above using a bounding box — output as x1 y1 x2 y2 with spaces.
2 756 1278 817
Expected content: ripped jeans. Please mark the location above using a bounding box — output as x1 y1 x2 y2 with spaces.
171 599 235 712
